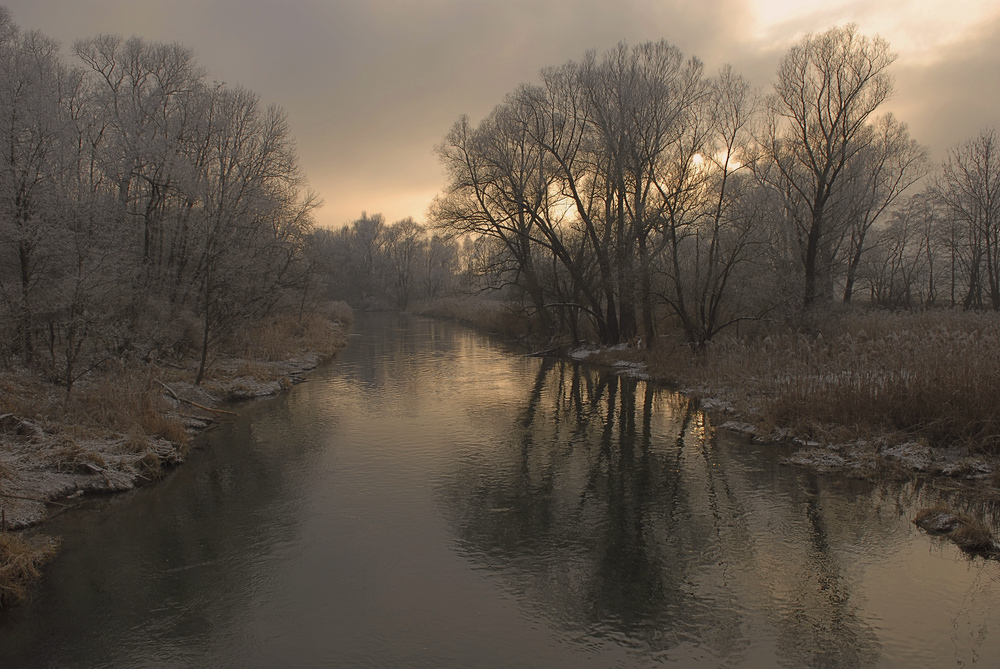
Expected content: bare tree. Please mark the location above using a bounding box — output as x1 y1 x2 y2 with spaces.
656 65 765 349
433 107 556 327
932 129 1000 309
186 86 312 384
761 24 896 308
73 35 207 277
0 21 77 363
0 12 321 391
840 114 929 302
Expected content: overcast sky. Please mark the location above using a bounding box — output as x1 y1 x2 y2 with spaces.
5 0 999 229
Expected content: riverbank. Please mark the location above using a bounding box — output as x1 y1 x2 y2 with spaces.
575 310 1000 487
413 298 1000 485
0 306 351 606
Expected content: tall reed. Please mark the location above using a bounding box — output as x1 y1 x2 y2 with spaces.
648 310 1000 451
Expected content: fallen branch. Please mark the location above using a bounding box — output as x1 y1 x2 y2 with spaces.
181 414 216 424
154 380 239 417
0 492 72 509
528 347 561 358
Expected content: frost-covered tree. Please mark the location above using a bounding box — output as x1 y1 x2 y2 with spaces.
761 24 896 308
0 10 320 387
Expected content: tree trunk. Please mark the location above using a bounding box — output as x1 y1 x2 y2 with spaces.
803 210 823 309
638 237 655 350
18 242 33 364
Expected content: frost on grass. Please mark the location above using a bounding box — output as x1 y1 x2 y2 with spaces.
0 333 345 531
914 506 999 556
0 532 59 608
0 428 185 529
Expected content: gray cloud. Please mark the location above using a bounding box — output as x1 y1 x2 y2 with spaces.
889 13 1000 160
3 1 997 227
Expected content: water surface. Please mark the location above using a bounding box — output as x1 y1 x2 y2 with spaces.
2 313 1000 667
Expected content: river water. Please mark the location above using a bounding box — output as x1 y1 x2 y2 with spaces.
2 312 1000 667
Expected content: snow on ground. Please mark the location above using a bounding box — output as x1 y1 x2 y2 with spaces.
0 354 327 530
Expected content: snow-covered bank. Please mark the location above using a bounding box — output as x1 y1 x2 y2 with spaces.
1 321 349 532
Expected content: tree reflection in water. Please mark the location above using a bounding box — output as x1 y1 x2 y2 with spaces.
439 358 881 666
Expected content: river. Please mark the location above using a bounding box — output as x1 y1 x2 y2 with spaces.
2 312 1000 667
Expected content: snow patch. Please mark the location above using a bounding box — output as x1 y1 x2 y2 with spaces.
699 398 735 413
784 450 846 470
720 421 756 436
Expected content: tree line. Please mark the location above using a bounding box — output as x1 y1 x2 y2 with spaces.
431 25 998 348
0 8 323 388
308 212 463 311
4 8 996 380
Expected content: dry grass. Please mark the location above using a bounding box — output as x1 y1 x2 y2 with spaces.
0 369 51 421
0 307 350 455
643 309 1000 452
322 300 354 327
134 451 163 479
63 369 189 446
233 360 279 383
231 308 350 362
914 505 998 555
119 431 153 455
0 532 59 607
951 517 998 553
0 366 188 446
47 437 106 473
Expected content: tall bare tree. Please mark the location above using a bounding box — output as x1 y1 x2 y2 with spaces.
761 24 896 308
657 66 766 349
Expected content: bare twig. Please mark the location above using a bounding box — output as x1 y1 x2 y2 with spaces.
0 492 72 509
154 380 239 417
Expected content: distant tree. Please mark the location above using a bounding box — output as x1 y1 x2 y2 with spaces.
420 235 460 300
384 217 423 309
839 114 929 303
864 197 933 308
932 128 1000 309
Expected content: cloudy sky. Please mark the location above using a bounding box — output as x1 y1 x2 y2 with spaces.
5 0 999 229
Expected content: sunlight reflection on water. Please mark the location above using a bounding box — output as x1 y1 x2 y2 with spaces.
1 312 999 667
